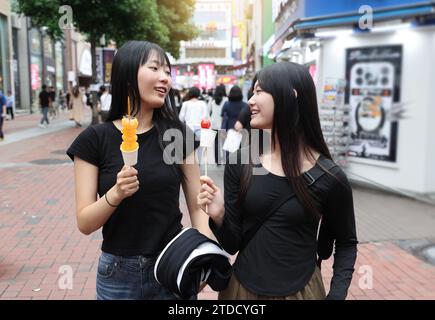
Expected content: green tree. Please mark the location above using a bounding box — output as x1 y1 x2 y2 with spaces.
16 0 169 84
157 0 198 59
16 0 198 123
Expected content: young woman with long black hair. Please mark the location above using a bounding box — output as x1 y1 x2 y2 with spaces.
198 61 358 300
67 41 211 300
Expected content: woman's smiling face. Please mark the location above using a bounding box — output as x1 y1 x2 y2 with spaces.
137 51 172 109
248 81 275 129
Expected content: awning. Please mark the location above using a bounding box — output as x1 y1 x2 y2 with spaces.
266 2 435 58
294 3 435 30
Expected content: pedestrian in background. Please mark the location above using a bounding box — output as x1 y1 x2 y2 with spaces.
6 90 14 120
0 90 6 140
234 88 254 148
38 85 50 128
221 85 248 161
48 86 57 119
58 90 66 111
172 88 182 114
180 87 189 104
67 40 212 300
99 85 112 122
207 84 227 165
198 62 358 300
70 85 84 127
179 86 209 164
179 86 209 137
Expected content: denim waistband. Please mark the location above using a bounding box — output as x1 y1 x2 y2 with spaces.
101 251 160 262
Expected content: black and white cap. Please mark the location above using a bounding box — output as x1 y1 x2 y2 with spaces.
154 227 232 299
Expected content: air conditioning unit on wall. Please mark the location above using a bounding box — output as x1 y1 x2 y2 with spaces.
11 14 21 29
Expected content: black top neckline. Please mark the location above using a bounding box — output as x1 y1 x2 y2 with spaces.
66 123 184 257
109 121 156 138
258 154 325 180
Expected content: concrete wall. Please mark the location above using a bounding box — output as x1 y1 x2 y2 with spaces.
319 26 435 193
0 0 13 95
15 15 31 111
425 28 435 192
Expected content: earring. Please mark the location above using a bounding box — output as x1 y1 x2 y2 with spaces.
293 89 298 98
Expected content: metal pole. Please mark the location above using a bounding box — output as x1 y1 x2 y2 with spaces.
40 29 45 87
26 18 33 114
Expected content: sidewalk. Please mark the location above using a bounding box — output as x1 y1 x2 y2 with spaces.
3 110 69 134
1 109 89 147
0 118 434 300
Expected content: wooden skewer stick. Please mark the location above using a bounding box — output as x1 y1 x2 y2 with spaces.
205 147 208 213
127 95 131 117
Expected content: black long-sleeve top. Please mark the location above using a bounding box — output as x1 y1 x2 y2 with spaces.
209 154 358 299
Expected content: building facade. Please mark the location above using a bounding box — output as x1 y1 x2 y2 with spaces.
266 0 435 195
0 0 13 105
175 0 233 89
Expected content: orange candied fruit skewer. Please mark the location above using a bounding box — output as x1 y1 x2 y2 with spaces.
121 117 139 151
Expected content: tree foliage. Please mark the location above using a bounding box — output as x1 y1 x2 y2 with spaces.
157 0 198 58
16 0 198 59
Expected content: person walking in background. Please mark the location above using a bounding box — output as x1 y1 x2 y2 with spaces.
204 88 213 104
179 86 209 137
208 84 227 165
48 86 57 119
221 85 248 160
66 91 71 110
58 90 66 111
0 91 6 140
234 88 254 148
221 85 247 131
6 90 14 120
71 85 85 127
179 87 209 164
173 88 182 114
180 88 189 104
38 85 50 128
99 85 112 122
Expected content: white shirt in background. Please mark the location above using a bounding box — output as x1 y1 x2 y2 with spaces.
208 96 227 130
100 92 112 112
179 99 209 131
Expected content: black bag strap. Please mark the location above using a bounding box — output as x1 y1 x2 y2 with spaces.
241 158 336 250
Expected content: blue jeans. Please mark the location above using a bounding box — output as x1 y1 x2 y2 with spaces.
96 251 195 300
40 106 49 125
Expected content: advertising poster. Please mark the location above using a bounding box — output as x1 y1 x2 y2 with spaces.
103 49 115 84
345 45 402 162
30 64 40 90
197 64 215 90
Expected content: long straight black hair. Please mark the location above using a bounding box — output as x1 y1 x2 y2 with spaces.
240 62 332 219
107 40 188 178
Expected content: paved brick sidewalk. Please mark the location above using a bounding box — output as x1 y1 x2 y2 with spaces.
0 123 434 300
3 110 72 135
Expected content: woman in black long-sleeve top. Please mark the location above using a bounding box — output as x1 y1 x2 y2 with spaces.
197 62 358 300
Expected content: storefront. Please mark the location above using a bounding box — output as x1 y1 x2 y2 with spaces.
29 28 42 111
0 13 11 95
94 47 115 87
268 0 435 194
55 41 65 92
